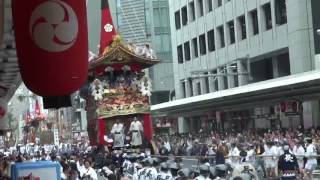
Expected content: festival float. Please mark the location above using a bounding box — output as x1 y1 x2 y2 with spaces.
79 0 159 146
23 100 48 144
81 35 159 146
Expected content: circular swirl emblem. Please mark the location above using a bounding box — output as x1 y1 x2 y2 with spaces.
29 0 79 52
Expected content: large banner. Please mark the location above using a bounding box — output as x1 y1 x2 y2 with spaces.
11 162 60 180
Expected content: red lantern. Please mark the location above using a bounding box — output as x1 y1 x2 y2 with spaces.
0 107 5 119
280 102 286 112
12 0 88 108
292 101 298 112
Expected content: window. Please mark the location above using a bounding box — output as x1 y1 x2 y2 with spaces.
184 41 191 61
237 15 246 40
181 80 186 98
207 29 215 52
228 21 235 44
175 11 181 30
204 74 210 93
181 6 188 26
188 78 194 96
192 38 199 58
215 0 222 8
197 0 204 17
250 9 259 35
206 0 213 13
262 3 272 30
275 0 287 25
196 82 201 95
217 25 225 48
177 45 183 63
199 34 207 55
189 1 196 22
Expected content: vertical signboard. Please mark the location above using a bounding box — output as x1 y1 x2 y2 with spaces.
53 129 59 146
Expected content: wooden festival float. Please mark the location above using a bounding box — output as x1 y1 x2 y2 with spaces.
23 101 48 144
81 35 159 146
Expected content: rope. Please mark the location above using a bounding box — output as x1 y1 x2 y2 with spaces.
148 154 320 160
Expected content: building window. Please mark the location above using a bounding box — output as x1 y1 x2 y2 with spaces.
197 0 204 17
275 0 287 25
189 1 196 22
181 6 188 26
250 9 259 35
207 29 215 52
199 34 207 55
181 80 186 98
175 11 181 30
196 82 201 95
228 20 235 44
237 15 246 40
206 0 213 13
204 74 210 93
177 45 183 63
262 3 272 30
192 37 199 58
184 41 191 61
217 25 225 48
215 0 222 8
188 78 194 96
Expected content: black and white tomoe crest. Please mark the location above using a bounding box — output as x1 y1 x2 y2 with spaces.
29 0 79 52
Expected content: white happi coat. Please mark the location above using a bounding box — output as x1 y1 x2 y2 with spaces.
111 123 124 148
305 143 317 170
130 121 143 146
156 171 172 180
294 145 305 169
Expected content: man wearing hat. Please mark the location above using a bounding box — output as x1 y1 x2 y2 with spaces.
194 164 211 180
122 153 133 178
278 145 299 180
169 161 180 179
136 158 157 180
157 162 172 180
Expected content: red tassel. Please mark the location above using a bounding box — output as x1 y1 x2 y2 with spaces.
143 114 153 141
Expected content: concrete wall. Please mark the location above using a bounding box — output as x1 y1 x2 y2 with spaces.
169 0 315 99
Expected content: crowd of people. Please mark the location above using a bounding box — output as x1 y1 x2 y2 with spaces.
0 125 318 179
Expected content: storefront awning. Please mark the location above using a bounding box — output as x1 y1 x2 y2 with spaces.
151 71 320 116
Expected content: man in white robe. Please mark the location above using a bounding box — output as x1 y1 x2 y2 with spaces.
129 118 143 148
305 138 317 179
111 119 125 148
